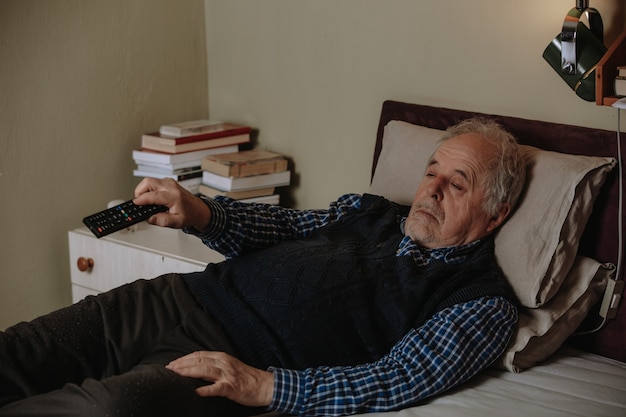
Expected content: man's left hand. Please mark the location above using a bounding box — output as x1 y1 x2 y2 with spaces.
166 351 274 407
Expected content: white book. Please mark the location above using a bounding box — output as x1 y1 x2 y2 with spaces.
202 170 290 192
239 194 280 205
133 159 201 171
180 180 201 195
130 174 202 194
132 145 239 168
133 169 202 181
159 119 220 137
135 164 201 175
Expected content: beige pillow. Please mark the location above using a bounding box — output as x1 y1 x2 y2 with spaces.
495 145 616 307
369 120 616 308
498 256 614 373
369 121 441 205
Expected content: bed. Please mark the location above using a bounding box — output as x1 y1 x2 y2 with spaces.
356 100 626 416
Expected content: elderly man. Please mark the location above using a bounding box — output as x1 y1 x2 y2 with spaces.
0 118 526 417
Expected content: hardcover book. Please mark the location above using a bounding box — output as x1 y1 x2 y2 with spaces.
133 168 202 182
132 146 239 169
239 194 280 205
141 134 250 154
159 120 251 138
201 149 287 178
198 184 276 200
134 164 202 176
616 76 626 96
201 170 290 192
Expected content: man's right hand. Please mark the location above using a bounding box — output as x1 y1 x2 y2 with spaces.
166 351 275 408
133 177 212 231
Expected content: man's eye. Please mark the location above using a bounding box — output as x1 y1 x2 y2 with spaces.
451 183 463 191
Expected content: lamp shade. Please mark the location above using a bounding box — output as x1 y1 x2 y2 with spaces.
543 16 606 101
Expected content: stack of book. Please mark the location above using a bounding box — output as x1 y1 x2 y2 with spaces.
132 120 252 194
616 66 626 97
199 149 290 204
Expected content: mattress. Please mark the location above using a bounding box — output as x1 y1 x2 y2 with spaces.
364 347 626 417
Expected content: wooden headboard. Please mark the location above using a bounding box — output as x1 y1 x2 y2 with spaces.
372 100 625 362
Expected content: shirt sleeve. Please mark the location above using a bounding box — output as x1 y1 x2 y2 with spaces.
184 193 362 258
268 296 517 416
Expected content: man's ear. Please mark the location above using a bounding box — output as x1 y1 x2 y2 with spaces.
486 203 511 234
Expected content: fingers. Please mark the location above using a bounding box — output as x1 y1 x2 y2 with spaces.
133 177 157 199
166 352 234 399
165 351 274 407
166 351 236 384
133 177 178 205
166 351 220 380
131 178 209 229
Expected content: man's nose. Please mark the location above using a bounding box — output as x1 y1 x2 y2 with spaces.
427 179 443 201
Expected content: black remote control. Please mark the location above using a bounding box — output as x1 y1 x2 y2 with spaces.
82 199 168 238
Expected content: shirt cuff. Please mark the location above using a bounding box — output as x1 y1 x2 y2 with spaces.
182 196 227 241
268 367 305 415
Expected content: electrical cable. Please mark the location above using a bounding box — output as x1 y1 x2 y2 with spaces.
574 107 624 336
616 108 623 284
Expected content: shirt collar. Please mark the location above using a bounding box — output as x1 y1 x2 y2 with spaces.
397 217 482 266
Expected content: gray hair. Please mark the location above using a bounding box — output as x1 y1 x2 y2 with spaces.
440 117 526 218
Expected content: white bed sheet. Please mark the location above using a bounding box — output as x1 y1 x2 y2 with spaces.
364 347 626 417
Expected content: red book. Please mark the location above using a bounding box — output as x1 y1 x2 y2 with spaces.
141 133 250 154
146 123 251 144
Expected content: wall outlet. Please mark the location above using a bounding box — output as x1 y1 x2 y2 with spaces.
599 279 625 319
613 97 626 109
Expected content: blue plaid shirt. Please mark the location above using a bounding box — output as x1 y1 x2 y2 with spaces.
187 194 517 416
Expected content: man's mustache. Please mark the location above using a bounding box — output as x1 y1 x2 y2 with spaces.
411 201 444 223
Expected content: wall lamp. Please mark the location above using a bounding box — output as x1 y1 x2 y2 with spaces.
543 0 607 101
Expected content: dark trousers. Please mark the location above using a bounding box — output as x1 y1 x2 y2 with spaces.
0 273 264 417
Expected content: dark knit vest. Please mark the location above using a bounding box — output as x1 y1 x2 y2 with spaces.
183 194 513 370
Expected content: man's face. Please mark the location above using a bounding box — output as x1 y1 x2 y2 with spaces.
404 133 509 249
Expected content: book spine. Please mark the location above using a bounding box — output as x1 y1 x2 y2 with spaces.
155 128 252 144
239 194 280 205
201 158 288 178
201 160 234 177
198 185 275 199
133 170 202 181
135 164 202 175
133 145 240 164
159 121 214 137
238 159 288 177
615 76 626 96
141 135 250 154
160 123 252 139
201 170 290 192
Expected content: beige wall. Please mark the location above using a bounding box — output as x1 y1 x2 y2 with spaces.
0 0 208 328
205 0 626 209
0 0 624 328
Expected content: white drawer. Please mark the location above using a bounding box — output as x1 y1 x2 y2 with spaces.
68 225 224 302
71 284 99 303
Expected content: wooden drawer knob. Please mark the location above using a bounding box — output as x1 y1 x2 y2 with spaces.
77 257 94 272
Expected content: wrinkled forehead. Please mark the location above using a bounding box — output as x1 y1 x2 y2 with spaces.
429 134 498 183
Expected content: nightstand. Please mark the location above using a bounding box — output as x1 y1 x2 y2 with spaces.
68 223 224 303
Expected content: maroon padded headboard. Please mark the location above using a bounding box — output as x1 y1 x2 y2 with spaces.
372 100 625 362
